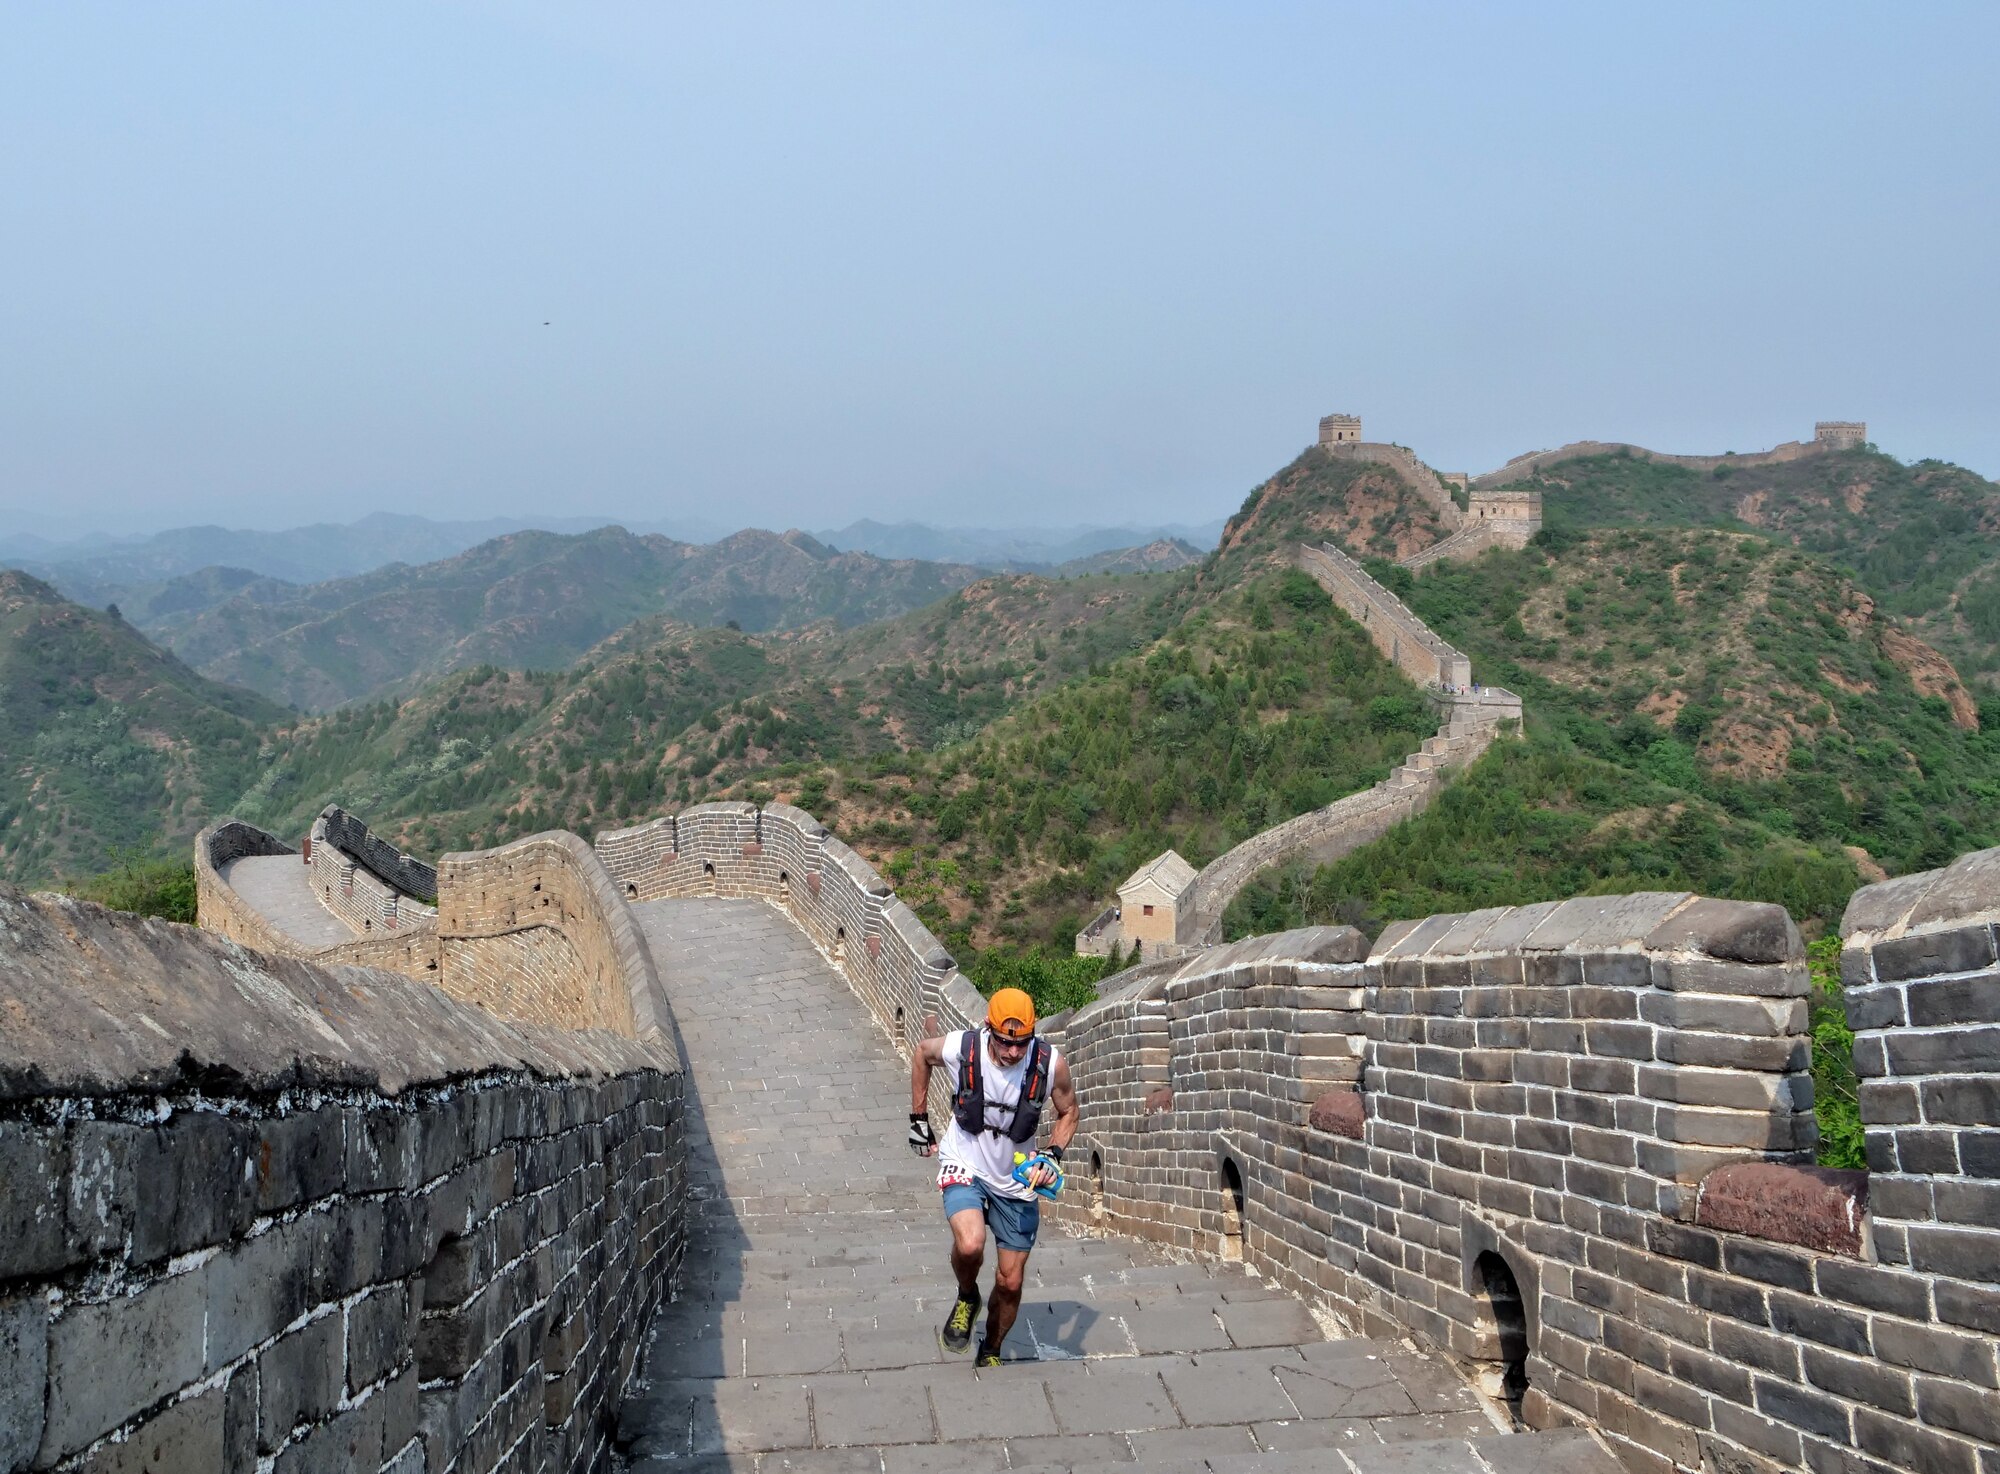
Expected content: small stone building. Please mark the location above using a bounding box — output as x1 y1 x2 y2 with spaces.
1118 850 1198 947
1318 413 1362 446
1465 485 1542 546
1814 420 1867 449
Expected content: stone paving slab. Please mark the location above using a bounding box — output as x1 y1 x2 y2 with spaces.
218 853 356 948
620 898 1618 1474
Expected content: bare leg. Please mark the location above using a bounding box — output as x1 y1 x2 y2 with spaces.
983 1247 1031 1352
947 1208 986 1298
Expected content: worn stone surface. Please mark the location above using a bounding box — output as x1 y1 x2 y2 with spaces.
618 899 1609 1472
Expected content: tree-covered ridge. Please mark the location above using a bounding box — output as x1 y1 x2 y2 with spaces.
0 571 283 883
1517 446 2000 682
706 568 1435 958
233 570 1191 856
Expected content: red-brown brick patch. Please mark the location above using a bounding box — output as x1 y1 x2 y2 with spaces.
1308 1089 1365 1139
1696 1162 1869 1256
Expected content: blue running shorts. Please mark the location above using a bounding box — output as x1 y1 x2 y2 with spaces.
941 1179 1041 1252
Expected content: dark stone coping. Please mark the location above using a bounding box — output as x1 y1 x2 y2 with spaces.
1843 842 2000 943
0 885 676 1102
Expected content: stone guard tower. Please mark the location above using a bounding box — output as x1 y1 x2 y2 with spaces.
1319 413 1362 446
1815 421 1867 449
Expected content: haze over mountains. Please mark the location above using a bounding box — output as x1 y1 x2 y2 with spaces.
7 429 2000 970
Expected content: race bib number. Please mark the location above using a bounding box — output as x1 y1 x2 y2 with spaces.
936 1157 975 1189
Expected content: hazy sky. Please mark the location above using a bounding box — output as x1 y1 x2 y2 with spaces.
3 3 1995 537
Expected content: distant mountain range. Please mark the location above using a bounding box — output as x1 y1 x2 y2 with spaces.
127 526 992 710
2 510 726 589
812 518 1225 568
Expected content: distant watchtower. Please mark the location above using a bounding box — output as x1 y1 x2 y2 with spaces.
1815 421 1867 450
1318 413 1362 446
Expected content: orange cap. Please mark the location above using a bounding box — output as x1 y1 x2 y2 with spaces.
987 987 1037 1041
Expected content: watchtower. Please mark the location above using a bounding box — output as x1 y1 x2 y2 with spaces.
1814 421 1867 449
1318 413 1362 446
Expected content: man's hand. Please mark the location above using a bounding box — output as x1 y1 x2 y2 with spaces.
908 1114 937 1157
1025 1157 1058 1190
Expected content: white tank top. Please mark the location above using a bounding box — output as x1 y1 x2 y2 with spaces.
936 1028 1058 1202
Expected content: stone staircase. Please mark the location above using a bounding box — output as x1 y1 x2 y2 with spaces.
616 898 1618 1474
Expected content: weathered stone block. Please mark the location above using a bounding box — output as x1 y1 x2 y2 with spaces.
76 1382 227 1474
1645 897 1801 964
1906 973 2000 1028
1 1293 47 1472
1873 925 1998 984
39 1270 209 1464
259 1314 343 1454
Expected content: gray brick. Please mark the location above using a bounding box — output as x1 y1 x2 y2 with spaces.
1854 1405 1982 1474
1803 1346 1914 1416
75 1383 226 1474
259 1316 342 1454
0 1127 74 1269
1754 1376 1852 1442
1907 1226 2000 1281
40 1271 209 1464
1873 925 1998 984
346 1286 410 1393
1 1293 48 1472
1916 1376 2000 1446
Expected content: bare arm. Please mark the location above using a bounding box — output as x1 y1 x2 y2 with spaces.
1047 1055 1079 1153
910 1035 948 1154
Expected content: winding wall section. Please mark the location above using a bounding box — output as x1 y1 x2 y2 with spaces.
1171 542 1521 946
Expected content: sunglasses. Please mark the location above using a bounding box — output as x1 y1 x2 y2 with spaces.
991 1026 1033 1047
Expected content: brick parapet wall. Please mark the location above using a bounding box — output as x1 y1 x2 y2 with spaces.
435 832 667 1045
1299 541 1472 689
197 821 445 977
594 805 973 1078
0 886 687 1474
1039 888 2000 1474
195 818 298 952
1324 442 1468 530
1471 438 1826 492
309 806 439 939
1839 847 2000 1290
317 804 440 901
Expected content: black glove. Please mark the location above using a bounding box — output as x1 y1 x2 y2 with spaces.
908 1114 937 1156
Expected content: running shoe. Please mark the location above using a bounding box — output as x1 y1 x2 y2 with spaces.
941 1290 981 1354
974 1344 1004 1368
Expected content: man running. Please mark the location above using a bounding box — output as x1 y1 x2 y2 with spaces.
908 987 1079 1366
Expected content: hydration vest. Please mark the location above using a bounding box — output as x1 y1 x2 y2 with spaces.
952 1029 1051 1144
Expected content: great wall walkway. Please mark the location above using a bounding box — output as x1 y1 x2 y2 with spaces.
213 849 357 949
614 897 1615 1473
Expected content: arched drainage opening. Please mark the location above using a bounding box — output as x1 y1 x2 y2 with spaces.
894 1006 906 1049
1090 1152 1106 1236
834 926 847 967
1219 1158 1246 1262
703 861 717 896
625 882 638 900
1474 1250 1530 1423
778 870 791 904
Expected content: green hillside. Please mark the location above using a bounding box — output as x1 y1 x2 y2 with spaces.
0 571 285 883
233 570 1192 853
1227 524 2000 946
1518 446 2000 681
